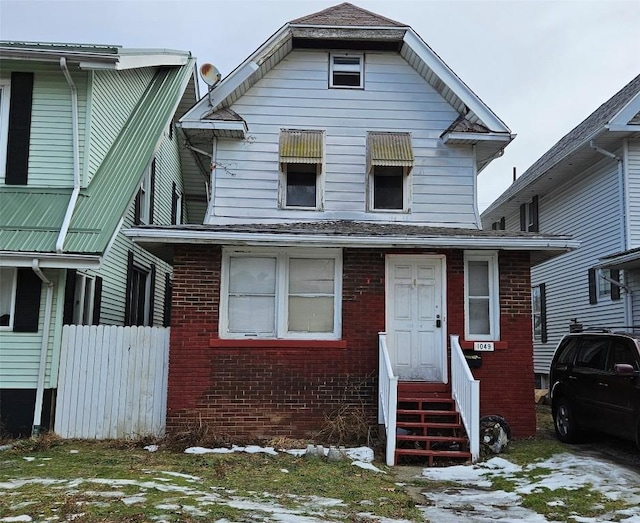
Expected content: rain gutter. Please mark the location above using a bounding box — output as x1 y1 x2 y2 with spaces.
56 57 81 254
31 259 54 437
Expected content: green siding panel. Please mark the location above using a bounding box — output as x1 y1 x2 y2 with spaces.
87 68 155 185
0 269 64 389
64 60 196 254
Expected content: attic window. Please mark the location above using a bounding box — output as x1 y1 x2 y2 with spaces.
330 54 363 89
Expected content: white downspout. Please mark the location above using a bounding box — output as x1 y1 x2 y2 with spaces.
31 259 54 437
590 140 631 325
56 57 81 254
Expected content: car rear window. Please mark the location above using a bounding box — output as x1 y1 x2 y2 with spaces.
575 338 609 370
609 338 640 370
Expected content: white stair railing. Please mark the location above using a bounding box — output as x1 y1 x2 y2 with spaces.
378 333 398 466
450 335 480 461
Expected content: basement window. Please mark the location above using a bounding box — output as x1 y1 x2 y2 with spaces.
330 54 364 89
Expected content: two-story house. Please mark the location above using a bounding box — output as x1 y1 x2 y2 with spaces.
482 73 640 390
128 3 577 464
0 42 199 436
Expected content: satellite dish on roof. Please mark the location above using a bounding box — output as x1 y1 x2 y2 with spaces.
200 63 221 87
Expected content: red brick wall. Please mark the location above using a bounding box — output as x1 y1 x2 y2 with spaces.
168 246 536 441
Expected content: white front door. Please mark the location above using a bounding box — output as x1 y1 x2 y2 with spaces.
386 255 446 382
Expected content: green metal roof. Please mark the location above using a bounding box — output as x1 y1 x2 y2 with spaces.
0 58 196 255
0 188 71 252
65 60 196 254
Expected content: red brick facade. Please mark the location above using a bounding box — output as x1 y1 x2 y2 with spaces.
167 245 535 441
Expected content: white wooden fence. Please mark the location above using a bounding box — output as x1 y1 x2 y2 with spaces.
55 325 170 439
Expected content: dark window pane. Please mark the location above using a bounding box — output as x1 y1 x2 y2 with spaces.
286 164 317 207
575 338 609 370
557 337 580 364
374 167 403 209
333 73 361 86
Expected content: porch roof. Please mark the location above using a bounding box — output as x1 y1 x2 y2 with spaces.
596 246 640 270
125 221 578 266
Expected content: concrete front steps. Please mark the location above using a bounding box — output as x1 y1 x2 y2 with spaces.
395 382 471 466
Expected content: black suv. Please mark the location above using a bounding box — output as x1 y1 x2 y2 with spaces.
549 331 640 449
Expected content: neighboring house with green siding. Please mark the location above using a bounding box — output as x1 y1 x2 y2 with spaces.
0 42 200 436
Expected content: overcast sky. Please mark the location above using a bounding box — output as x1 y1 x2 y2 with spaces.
1 0 639 211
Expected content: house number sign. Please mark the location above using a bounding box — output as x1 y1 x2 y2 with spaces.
473 342 495 352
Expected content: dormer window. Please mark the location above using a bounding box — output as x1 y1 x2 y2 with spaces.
330 54 364 89
279 129 324 210
366 132 413 212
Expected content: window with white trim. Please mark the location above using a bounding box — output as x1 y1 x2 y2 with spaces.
0 267 17 328
72 272 95 326
0 80 10 181
464 251 500 340
532 283 547 343
371 166 408 211
329 54 364 89
221 248 342 339
279 130 324 210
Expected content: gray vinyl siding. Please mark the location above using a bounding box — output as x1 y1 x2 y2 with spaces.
87 68 155 186
627 139 640 247
528 156 626 375
0 63 88 187
208 50 477 227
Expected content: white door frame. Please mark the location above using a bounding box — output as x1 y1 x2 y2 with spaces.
385 254 448 383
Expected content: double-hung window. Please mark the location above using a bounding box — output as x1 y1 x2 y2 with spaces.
222 248 342 339
0 79 11 182
72 273 96 326
366 132 413 212
532 283 547 343
134 158 156 225
519 196 539 232
279 130 324 210
464 251 500 340
329 54 364 89
0 267 17 328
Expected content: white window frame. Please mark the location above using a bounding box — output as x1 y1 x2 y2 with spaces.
280 163 323 210
368 166 411 212
137 162 152 224
329 53 364 89
72 272 95 326
0 80 11 182
597 268 612 300
532 284 542 342
464 251 500 341
0 267 17 330
220 248 342 340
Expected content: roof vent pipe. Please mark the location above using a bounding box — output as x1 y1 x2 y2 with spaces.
56 57 81 254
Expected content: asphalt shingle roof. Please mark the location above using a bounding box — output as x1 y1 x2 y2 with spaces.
290 2 406 28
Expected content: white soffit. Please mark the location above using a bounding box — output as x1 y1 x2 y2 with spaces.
607 90 640 131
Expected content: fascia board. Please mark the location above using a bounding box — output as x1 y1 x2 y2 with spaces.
180 25 291 122
125 228 579 252
1 49 118 65
403 29 510 133
0 252 102 269
606 124 640 132
179 120 248 132
482 127 606 217
608 90 640 128
442 132 514 144
179 61 260 122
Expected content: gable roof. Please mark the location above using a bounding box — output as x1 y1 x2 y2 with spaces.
290 2 406 27
179 3 512 173
482 73 640 222
0 49 197 260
